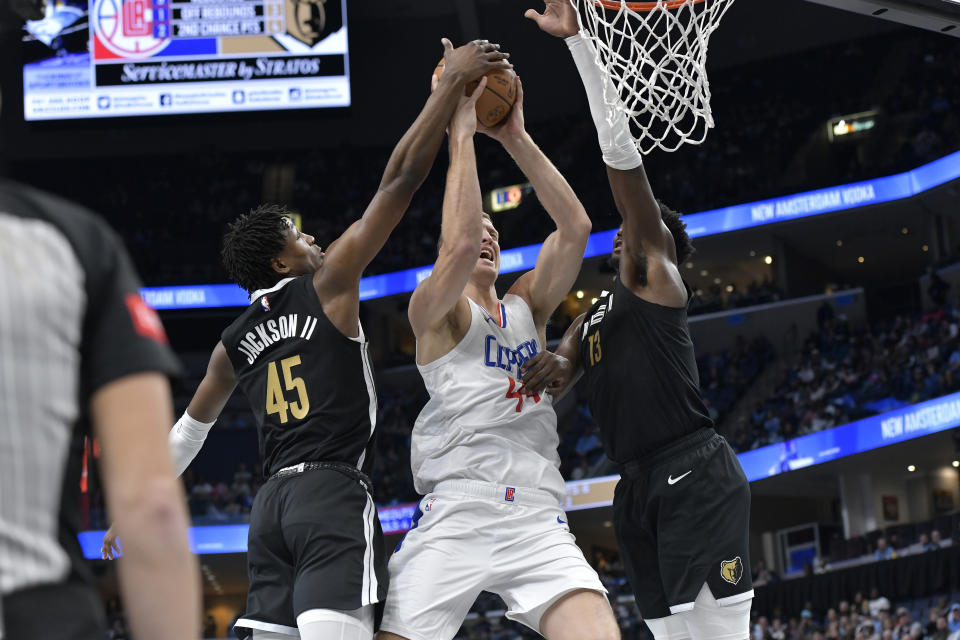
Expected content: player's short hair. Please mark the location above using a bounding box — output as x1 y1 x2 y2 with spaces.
659 200 695 265
437 212 495 253
222 204 292 294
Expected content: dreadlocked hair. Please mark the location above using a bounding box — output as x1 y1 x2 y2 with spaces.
658 199 695 264
221 204 291 294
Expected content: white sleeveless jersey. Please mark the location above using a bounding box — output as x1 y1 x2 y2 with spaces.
411 294 565 503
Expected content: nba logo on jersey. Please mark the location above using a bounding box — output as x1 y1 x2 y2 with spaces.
504 487 516 502
260 296 271 312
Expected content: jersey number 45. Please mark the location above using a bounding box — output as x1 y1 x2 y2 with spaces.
266 355 310 424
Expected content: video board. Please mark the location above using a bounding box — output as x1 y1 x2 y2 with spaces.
21 0 349 120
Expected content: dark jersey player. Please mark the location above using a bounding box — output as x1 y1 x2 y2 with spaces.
521 3 753 640
101 39 511 640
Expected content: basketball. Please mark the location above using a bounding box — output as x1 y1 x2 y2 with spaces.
434 59 517 127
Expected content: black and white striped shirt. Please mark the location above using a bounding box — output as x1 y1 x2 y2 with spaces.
0 180 180 638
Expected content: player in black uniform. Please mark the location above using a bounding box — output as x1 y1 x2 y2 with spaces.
520 3 752 639
100 40 511 640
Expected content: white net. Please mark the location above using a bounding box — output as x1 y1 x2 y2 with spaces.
571 0 735 154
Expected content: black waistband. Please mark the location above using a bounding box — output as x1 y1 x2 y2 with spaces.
618 427 718 480
269 461 372 493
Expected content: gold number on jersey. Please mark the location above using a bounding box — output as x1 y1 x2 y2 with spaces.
266 355 310 424
587 331 602 366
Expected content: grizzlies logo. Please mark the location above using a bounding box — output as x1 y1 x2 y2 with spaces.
720 557 743 585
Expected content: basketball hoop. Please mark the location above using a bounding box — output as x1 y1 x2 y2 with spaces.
571 0 735 154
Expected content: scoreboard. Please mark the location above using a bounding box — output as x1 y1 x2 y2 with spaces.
103 0 286 41
22 0 349 120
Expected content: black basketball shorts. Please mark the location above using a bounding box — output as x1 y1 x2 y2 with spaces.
234 464 388 639
613 428 753 620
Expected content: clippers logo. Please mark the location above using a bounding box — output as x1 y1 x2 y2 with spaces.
504 487 516 502
123 0 149 35
424 497 438 512
125 294 169 344
720 557 743 585
92 0 171 59
260 296 271 312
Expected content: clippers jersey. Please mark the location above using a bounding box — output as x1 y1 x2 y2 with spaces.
221 276 377 477
579 277 712 463
412 295 565 503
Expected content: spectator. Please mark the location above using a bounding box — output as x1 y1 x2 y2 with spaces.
203 614 217 637
929 529 943 550
873 538 895 562
892 608 912 639
949 604 960 633
753 559 780 586
931 616 951 640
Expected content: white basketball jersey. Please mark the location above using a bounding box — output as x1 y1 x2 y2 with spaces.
411 294 566 503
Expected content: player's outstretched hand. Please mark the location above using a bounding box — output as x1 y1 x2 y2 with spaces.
101 525 120 560
439 37 512 86
524 0 579 38
478 76 525 143
520 351 574 395
449 77 487 140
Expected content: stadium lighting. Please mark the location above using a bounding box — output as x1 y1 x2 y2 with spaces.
576 290 584 299
952 460 959 468
591 298 598 304
858 256 865 263
907 464 917 472
700 270 709 277
901 227 909 235
922 245 930 252
686 262 694 269
763 256 773 265
836 240 843 247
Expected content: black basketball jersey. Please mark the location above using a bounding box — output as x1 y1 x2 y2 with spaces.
578 276 712 463
221 276 377 477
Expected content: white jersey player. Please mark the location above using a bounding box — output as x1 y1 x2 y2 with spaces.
378 78 620 640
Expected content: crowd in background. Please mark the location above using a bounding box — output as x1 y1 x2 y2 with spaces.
727 302 960 453
747 591 960 640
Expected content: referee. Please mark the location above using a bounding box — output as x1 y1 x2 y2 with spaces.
0 177 201 639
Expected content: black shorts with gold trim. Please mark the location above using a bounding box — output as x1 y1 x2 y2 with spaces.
613 428 753 619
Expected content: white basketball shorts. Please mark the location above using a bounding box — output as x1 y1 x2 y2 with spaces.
380 479 607 640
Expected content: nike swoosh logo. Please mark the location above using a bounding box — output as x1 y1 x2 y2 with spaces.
667 470 693 485
557 516 567 525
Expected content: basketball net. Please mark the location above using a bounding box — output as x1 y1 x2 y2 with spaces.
571 0 735 154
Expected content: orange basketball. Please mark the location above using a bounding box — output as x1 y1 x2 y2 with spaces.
434 59 517 127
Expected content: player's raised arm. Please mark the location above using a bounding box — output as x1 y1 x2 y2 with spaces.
316 39 511 294
171 341 237 471
527 0 674 290
487 79 591 328
407 81 487 341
